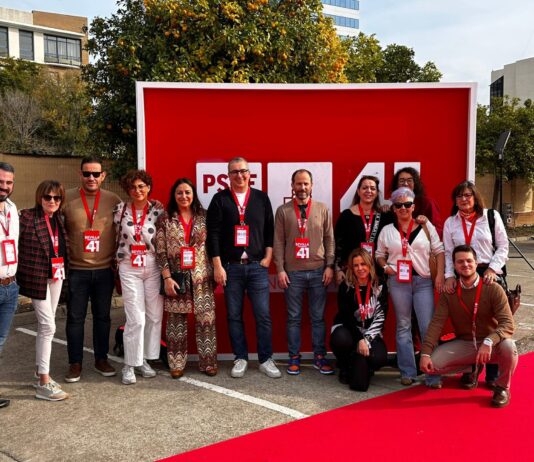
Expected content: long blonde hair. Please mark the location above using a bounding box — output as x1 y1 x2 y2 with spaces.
345 248 377 288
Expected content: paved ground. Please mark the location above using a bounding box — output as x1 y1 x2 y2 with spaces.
1 239 533 462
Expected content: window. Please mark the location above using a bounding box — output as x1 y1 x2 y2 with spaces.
0 27 8 58
44 35 82 66
324 14 359 29
19 30 34 60
322 0 359 10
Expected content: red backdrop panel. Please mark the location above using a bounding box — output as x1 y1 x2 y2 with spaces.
139 84 474 357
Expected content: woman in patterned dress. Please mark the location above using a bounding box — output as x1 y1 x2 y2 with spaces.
156 178 217 378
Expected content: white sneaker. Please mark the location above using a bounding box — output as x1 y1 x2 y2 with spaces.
259 358 282 378
35 382 69 401
231 359 248 378
122 366 136 385
134 360 156 378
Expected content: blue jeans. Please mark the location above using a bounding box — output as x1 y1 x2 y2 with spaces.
224 262 272 363
285 268 327 357
388 275 441 385
0 282 19 354
66 268 114 364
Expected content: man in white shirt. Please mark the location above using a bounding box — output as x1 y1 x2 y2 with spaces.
0 162 19 409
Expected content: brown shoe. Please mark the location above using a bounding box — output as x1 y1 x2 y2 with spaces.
460 364 484 390
204 366 218 377
94 359 116 377
400 377 414 386
491 386 510 408
65 363 82 383
170 369 183 379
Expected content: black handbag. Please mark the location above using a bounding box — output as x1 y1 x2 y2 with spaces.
160 271 189 296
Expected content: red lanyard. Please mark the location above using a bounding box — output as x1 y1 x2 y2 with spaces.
231 188 251 225
457 279 483 349
131 203 148 243
179 215 193 246
355 280 372 323
45 215 59 257
358 205 374 242
293 199 312 237
461 216 477 246
80 189 100 229
398 220 415 258
0 210 10 236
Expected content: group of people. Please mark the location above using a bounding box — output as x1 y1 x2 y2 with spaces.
0 157 518 409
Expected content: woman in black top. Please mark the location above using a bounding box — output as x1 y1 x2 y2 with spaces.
330 248 388 391
334 175 392 285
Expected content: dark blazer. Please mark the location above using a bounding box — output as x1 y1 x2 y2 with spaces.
17 207 69 300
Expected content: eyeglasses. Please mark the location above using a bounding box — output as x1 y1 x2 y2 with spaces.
82 171 102 178
43 194 62 203
229 169 249 176
130 184 148 191
393 201 414 209
456 193 474 199
398 178 414 185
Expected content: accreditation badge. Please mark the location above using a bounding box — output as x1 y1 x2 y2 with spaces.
130 244 147 267
51 257 66 281
1 239 17 264
360 242 374 256
396 260 413 283
181 247 195 269
294 238 310 259
83 230 100 253
234 225 249 246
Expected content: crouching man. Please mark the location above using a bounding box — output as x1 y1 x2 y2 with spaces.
420 244 518 408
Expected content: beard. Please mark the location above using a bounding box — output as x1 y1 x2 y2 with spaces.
0 190 11 202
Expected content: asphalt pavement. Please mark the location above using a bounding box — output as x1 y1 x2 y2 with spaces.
1 239 533 462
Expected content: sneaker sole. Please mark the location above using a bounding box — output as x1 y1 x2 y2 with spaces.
94 368 116 377
313 366 334 375
36 393 69 401
231 371 246 378
64 376 81 383
122 379 136 385
260 369 282 378
286 369 301 375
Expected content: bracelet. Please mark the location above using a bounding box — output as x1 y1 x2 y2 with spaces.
420 353 431 358
483 338 494 346
163 276 171 280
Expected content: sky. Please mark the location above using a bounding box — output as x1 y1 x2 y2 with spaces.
2 0 534 104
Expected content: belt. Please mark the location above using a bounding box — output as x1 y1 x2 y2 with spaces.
0 276 16 286
228 259 257 265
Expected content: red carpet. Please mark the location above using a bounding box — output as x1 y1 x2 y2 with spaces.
161 352 534 462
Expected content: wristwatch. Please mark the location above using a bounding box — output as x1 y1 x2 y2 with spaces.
483 338 493 347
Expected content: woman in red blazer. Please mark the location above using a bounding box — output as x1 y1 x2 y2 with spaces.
18 180 69 402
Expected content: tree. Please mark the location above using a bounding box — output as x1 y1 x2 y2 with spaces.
343 33 383 83
0 57 40 94
84 0 349 171
476 97 534 184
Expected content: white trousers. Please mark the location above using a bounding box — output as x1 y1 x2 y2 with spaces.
32 279 63 375
119 255 163 367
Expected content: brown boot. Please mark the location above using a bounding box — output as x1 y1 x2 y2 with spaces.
65 363 82 383
94 359 116 377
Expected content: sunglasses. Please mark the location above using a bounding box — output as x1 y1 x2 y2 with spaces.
393 201 414 209
43 194 62 203
82 171 102 178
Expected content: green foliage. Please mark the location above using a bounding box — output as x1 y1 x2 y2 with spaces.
0 58 93 155
476 98 534 183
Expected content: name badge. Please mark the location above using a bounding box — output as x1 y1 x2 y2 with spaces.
1 239 17 264
51 257 65 281
131 244 147 267
294 237 310 259
360 242 374 256
83 230 100 253
181 247 195 269
234 225 249 246
397 260 413 283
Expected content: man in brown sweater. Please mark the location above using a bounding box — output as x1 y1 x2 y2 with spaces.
420 244 517 408
273 169 335 376
63 157 121 382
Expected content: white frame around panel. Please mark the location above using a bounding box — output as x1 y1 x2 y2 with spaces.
135 82 477 180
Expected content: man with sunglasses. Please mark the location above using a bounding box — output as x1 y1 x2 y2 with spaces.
0 162 19 408
273 169 335 376
207 157 280 379
63 157 121 382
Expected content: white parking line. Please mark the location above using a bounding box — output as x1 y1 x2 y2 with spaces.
15 327 309 420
